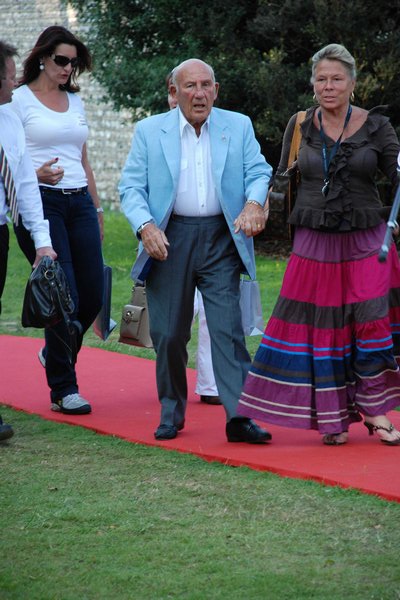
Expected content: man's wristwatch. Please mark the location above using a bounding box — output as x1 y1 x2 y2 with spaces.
137 221 152 239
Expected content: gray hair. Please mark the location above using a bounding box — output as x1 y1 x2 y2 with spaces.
310 43 356 83
0 40 17 79
171 59 215 90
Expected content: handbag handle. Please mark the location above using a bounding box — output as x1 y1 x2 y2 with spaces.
287 110 307 169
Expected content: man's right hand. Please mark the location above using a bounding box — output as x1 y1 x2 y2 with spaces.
36 158 64 186
141 223 169 260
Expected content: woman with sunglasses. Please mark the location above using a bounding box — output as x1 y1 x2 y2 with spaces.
11 26 104 415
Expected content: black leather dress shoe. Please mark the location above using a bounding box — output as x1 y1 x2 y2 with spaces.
0 418 14 442
226 418 272 444
154 424 178 440
200 395 222 405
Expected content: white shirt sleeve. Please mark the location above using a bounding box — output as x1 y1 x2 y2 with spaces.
0 106 52 249
15 141 52 249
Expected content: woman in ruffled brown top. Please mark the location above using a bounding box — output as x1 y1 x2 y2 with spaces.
238 43 400 445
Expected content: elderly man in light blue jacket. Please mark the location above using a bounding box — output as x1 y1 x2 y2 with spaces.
119 58 272 443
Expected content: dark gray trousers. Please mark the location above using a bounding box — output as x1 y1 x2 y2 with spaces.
146 214 251 426
0 224 9 314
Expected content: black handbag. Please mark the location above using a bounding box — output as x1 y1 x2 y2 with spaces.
22 256 81 365
22 256 74 328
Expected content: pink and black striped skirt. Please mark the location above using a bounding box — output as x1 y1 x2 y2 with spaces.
238 224 400 434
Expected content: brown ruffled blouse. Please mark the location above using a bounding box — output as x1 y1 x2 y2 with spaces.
277 106 400 232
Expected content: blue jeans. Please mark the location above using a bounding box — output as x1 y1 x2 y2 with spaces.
40 187 104 402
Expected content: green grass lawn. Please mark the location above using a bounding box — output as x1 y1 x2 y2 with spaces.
1 211 399 600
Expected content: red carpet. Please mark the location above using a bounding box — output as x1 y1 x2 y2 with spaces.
2 335 400 503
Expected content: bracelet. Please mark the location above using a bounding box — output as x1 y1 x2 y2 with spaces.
96 207 104 213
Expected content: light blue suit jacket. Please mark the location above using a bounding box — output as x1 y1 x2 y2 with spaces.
119 107 272 281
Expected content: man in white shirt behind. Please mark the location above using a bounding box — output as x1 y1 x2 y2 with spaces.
0 40 56 441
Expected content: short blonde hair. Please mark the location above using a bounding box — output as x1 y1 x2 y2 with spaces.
310 43 356 83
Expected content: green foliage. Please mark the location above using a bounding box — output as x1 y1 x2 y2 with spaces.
70 0 400 162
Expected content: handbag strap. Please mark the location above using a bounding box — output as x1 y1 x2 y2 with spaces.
287 110 307 168
131 282 146 303
51 274 82 365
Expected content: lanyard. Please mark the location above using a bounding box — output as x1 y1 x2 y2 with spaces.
318 104 352 196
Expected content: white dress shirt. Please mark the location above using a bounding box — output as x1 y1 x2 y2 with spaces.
0 105 51 248
173 108 222 216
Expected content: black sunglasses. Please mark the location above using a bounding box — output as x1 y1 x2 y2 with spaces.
50 54 79 68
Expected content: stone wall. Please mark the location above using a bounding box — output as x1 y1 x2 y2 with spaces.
0 0 135 208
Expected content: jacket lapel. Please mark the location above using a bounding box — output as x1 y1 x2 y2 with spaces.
209 110 230 195
160 110 181 189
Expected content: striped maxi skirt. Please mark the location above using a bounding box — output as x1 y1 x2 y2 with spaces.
238 224 400 434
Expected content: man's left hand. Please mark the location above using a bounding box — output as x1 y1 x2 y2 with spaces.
234 202 266 237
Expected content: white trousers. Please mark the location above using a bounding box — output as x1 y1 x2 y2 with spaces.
193 289 218 395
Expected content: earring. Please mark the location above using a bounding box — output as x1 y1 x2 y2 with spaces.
350 92 355 102
39 62 44 71
313 93 318 103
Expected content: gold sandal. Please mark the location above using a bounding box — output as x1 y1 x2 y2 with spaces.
364 421 400 446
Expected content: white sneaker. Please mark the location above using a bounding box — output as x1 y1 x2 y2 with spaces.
51 393 91 415
38 348 46 368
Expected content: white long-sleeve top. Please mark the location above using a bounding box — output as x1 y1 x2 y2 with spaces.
11 85 88 189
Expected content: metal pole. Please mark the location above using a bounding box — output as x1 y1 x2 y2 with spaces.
378 164 400 263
